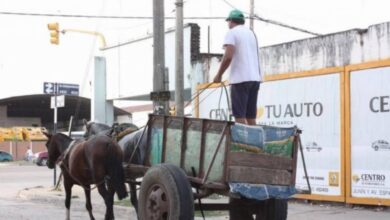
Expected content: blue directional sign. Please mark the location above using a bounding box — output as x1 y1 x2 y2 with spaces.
43 82 55 94
43 82 79 96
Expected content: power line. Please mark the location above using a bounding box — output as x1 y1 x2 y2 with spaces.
220 0 237 9
0 11 225 20
0 10 321 36
219 0 321 36
253 15 321 36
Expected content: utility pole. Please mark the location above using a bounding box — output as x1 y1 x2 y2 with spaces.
175 0 184 116
153 0 169 115
250 0 255 30
53 83 58 186
93 57 114 124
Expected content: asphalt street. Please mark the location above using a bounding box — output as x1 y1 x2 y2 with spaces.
0 162 389 220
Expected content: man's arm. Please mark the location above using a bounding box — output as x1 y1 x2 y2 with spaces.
213 45 234 83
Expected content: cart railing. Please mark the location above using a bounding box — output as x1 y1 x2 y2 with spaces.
132 115 303 190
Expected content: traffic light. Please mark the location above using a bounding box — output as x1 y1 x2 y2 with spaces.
47 23 60 45
169 106 176 116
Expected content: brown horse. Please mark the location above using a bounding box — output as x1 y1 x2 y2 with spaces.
83 120 144 216
43 132 128 220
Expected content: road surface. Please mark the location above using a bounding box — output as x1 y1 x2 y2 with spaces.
0 162 389 219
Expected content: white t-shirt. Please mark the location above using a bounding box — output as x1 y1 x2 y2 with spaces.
223 25 262 84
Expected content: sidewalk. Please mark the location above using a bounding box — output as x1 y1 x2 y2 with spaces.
17 186 390 220
19 185 98 205
17 185 230 219
18 185 137 218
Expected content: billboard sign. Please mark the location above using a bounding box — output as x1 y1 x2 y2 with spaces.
257 74 342 196
350 67 390 199
198 73 343 196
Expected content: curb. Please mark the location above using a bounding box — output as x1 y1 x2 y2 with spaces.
18 185 135 214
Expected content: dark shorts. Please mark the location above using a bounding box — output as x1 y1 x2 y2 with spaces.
231 81 260 119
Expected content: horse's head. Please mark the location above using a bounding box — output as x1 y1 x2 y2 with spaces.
83 119 111 138
43 132 72 169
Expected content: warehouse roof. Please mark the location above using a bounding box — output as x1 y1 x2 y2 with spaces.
0 94 130 130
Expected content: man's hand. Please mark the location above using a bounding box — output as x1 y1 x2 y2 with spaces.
213 74 222 83
214 44 234 84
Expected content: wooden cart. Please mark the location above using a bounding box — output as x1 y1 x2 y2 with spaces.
124 114 307 220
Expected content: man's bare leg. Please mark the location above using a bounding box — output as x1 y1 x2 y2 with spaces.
235 118 247 124
247 118 256 125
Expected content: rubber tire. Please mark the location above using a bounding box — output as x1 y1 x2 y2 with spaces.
260 199 288 220
229 197 255 220
138 164 194 220
229 198 288 220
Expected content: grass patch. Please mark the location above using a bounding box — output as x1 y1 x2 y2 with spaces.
195 210 228 217
113 199 227 217
114 199 132 207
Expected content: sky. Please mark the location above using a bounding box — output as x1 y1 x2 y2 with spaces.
1 0 390 105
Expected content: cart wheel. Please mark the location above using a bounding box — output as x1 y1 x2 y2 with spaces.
229 198 255 220
258 199 288 220
139 164 194 220
229 198 288 220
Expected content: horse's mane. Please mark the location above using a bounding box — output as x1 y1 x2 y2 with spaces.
89 122 111 130
56 133 74 143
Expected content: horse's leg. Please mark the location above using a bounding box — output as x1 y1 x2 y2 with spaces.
84 185 95 220
107 182 116 220
97 183 114 220
129 183 139 217
64 179 73 220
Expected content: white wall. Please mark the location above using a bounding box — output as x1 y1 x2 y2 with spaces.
260 22 390 75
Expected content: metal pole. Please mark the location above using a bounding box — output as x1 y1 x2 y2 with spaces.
53 82 58 186
93 56 113 124
175 0 184 116
250 0 255 30
164 68 170 91
68 116 73 136
153 0 168 115
207 25 211 81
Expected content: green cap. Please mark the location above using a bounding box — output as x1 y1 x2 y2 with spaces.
226 9 244 21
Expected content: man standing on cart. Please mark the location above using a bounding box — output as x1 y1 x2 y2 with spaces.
213 9 262 126
214 9 277 220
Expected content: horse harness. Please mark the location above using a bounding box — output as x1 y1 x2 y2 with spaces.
56 140 107 191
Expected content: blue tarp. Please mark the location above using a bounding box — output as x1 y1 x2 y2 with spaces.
230 124 298 201
231 124 265 150
231 123 296 156
229 183 297 200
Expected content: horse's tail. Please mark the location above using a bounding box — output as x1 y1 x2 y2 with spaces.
106 142 128 200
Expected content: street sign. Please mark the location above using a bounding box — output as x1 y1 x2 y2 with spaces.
44 82 55 94
43 82 79 96
51 95 65 109
150 91 171 101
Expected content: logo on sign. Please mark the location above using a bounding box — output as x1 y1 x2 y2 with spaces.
354 173 386 186
352 174 361 183
256 107 265 118
328 172 339 187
